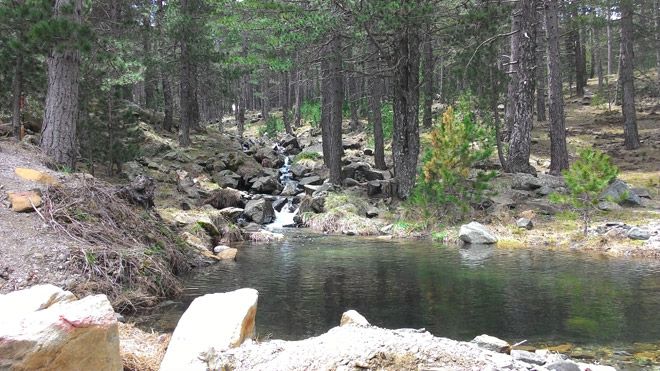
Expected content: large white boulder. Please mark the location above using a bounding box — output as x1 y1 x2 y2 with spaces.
160 288 259 371
459 222 498 244
0 286 121 371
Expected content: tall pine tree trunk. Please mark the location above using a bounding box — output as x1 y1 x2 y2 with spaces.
655 0 660 94
536 19 546 123
282 71 293 135
545 0 569 174
320 35 343 184
505 8 521 140
294 69 302 128
368 43 386 170
11 53 23 140
620 0 640 150
391 27 421 199
606 1 613 75
422 27 434 128
41 0 82 168
507 0 537 174
161 72 173 132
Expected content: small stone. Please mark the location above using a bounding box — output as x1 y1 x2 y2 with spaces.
516 218 533 230
7 191 42 212
536 185 553 197
213 245 231 254
545 360 580 371
14 168 59 185
217 248 238 260
471 334 510 353
600 179 642 206
598 201 622 211
632 187 651 199
459 222 498 244
339 310 370 327
511 349 545 365
627 227 650 240
366 206 379 219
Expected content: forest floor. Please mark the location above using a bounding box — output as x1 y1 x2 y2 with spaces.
0 145 87 294
483 80 660 258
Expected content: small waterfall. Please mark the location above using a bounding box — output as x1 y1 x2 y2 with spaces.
268 153 299 229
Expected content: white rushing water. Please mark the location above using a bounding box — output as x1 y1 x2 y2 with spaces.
267 154 299 230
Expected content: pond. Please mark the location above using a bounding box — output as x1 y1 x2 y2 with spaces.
150 231 660 363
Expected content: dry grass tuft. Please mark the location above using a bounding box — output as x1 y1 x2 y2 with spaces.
119 323 171 371
40 176 190 312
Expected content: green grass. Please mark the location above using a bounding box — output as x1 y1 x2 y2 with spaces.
293 151 321 163
300 100 321 127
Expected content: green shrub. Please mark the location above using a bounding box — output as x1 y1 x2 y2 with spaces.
410 96 495 217
258 117 284 138
550 148 618 235
300 100 321 127
293 151 321 163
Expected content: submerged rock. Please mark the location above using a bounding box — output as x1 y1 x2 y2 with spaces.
459 222 498 244
160 288 258 371
0 286 121 371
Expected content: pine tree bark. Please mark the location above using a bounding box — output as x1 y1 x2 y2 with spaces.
41 0 82 168
282 71 293 135
594 24 604 90
606 1 613 75
572 13 586 97
536 19 546 123
238 75 247 137
391 27 421 199
545 0 569 174
422 27 434 128
143 18 157 110
294 69 302 128
179 36 193 144
507 0 537 174
320 35 344 184
620 0 640 150
161 72 173 132
11 53 23 140
505 8 521 140
368 44 386 170
655 0 660 94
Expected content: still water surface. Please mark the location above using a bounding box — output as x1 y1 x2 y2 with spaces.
155 232 660 347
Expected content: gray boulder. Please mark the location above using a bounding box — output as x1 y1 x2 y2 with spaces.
511 349 545 365
291 163 311 178
366 206 380 218
516 217 533 230
213 170 241 189
299 175 323 186
250 176 282 194
244 199 275 224
470 334 510 353
511 173 542 191
598 200 623 211
627 227 651 240
600 179 642 206
459 222 498 244
545 360 580 371
281 182 299 196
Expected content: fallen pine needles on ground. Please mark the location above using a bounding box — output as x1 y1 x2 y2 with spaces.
40 175 190 312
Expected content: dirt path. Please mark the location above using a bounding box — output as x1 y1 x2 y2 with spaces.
0 142 87 293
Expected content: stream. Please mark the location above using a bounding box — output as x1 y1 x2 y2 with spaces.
148 231 660 362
